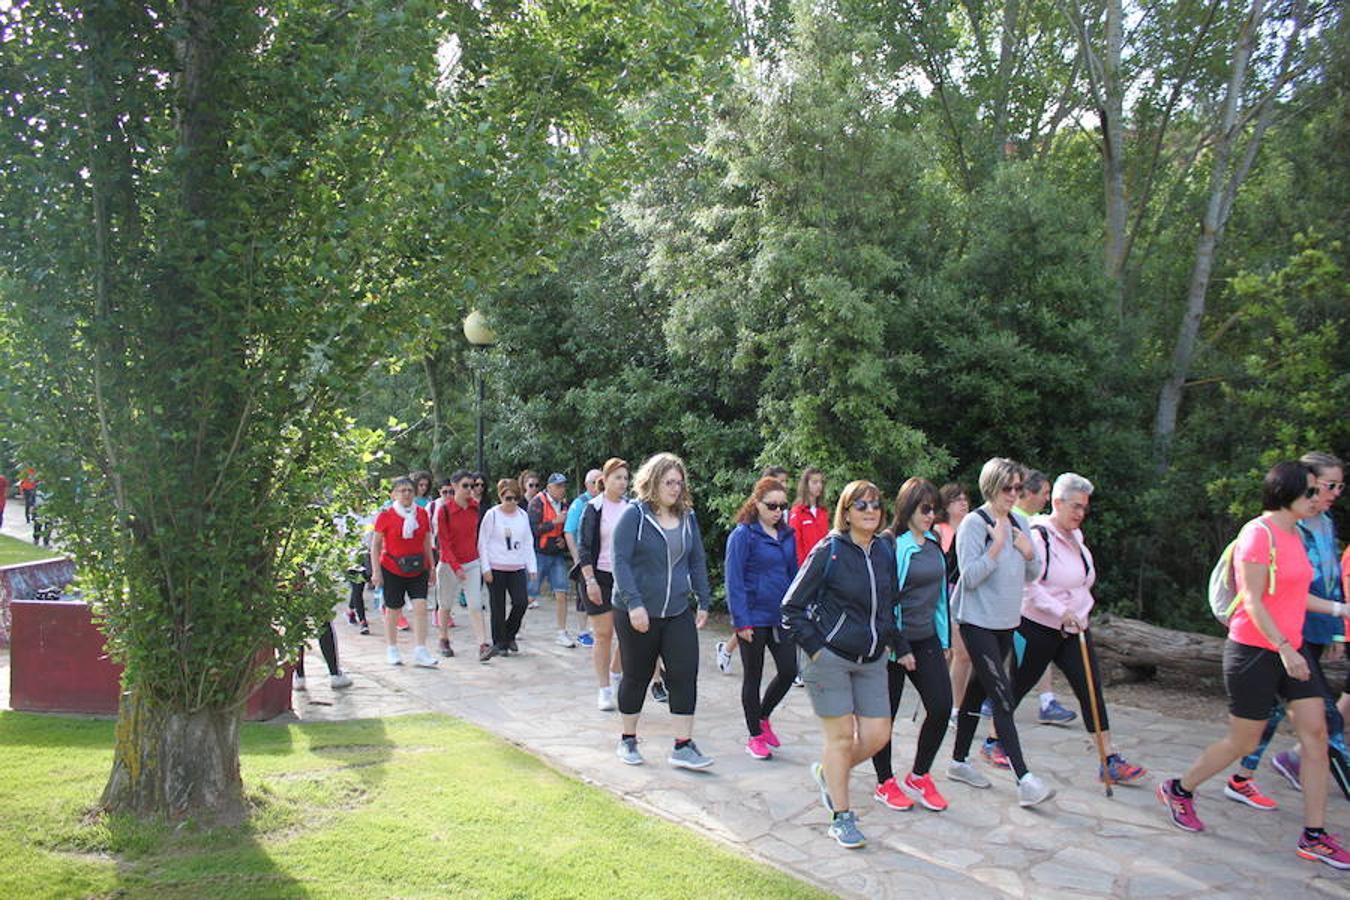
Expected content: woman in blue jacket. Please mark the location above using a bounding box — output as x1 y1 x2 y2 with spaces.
725 477 799 760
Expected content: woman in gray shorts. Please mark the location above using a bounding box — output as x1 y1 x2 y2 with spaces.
782 479 901 849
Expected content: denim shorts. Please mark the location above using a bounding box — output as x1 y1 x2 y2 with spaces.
801 648 889 719
536 552 571 595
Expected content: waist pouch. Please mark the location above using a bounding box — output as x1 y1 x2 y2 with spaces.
394 554 426 574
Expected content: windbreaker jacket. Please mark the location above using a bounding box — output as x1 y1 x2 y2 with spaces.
611 501 712 617
781 530 901 663
895 530 950 651
1021 515 1096 630
1300 512 1344 645
724 521 798 629
789 504 831 568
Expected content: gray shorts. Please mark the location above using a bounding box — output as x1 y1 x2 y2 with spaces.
801 649 889 719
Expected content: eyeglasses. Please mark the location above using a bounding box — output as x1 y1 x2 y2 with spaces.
1319 480 1345 492
761 501 788 512
1001 483 1023 495
501 495 519 502
1304 485 1321 499
662 479 685 489
851 499 882 511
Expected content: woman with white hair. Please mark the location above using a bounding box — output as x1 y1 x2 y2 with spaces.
1011 472 1146 785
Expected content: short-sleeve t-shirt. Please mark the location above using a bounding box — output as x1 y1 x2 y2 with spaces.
1228 516 1314 651
373 505 431 576
596 497 628 573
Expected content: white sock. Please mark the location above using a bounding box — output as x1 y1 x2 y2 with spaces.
1039 691 1056 710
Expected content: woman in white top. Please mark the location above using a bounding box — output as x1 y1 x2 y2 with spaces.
478 478 539 658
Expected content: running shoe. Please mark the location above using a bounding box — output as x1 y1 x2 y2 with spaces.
715 641 734 674
359 623 370 635
979 699 993 718
528 599 540 609
946 760 991 789
1297 831 1350 869
447 615 456 629
668 741 713 770
507 640 519 653
980 738 1011 769
413 646 440 668
811 761 835 812
759 718 781 748
1017 772 1055 808
793 674 804 688
1100 753 1146 785
330 672 353 689
397 615 410 631
1273 750 1302 792
597 687 616 711
386 645 402 666
556 629 576 648
902 772 948 811
478 643 494 663
828 811 866 849
346 609 357 625
1157 779 1205 832
577 631 595 647
439 638 454 657
458 594 467 608
293 676 307 691
745 735 773 760
1224 776 1278 810
651 681 669 703
1038 698 1078 726
873 777 914 811
616 736 644 766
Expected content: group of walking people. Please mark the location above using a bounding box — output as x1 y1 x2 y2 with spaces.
339 448 1347 869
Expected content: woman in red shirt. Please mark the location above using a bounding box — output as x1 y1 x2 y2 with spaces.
371 477 439 669
789 467 829 567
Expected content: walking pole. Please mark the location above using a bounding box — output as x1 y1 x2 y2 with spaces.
1078 629 1113 798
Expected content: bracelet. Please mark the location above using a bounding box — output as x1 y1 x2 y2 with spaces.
1333 601 1346 618
585 577 598 586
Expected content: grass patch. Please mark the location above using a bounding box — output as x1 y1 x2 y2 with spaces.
0 712 823 899
0 534 61 566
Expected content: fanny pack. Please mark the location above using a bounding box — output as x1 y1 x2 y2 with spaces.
394 554 426 574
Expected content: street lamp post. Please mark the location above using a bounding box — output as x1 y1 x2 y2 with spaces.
462 310 497 476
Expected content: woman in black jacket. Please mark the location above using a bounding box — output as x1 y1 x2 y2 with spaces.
782 479 901 850
576 457 630 711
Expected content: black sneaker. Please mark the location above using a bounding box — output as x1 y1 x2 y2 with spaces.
651 681 669 704
507 640 519 653
440 638 454 658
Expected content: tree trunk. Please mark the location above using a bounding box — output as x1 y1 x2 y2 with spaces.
1100 0 1126 317
101 690 246 824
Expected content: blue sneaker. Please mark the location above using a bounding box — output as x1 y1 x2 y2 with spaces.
577 631 595 647
1038 698 1078 726
828 810 866 848
979 699 993 718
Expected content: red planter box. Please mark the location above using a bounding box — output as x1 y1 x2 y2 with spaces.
9 599 292 720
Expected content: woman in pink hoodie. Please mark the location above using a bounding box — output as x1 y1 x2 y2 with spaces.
1011 472 1146 785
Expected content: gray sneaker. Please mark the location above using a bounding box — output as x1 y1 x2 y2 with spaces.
668 741 713 770
811 761 834 812
828 810 866 849
1017 772 1055 808
947 760 992 789
616 737 644 766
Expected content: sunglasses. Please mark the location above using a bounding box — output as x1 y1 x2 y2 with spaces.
473 482 484 488
501 495 519 502
1304 485 1321 499
1319 480 1345 492
439 488 453 495
1001 483 1023 495
761 501 788 512
850 499 882 511
526 482 539 489
918 504 935 515
458 482 473 490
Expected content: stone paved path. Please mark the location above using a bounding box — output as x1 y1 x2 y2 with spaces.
279 601 1348 899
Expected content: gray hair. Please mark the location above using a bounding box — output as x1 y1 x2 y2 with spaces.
1021 469 1048 496
1052 472 1094 501
1300 451 1343 476
584 468 603 485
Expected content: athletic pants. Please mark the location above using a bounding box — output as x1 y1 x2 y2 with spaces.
953 623 1029 779
738 626 798 736
1012 618 1109 733
873 634 952 782
296 623 339 677
488 569 529 648
614 606 698 716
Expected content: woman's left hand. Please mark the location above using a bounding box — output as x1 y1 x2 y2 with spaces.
736 627 754 642
898 653 916 671
695 609 709 629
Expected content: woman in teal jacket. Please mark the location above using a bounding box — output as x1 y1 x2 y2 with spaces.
871 478 954 813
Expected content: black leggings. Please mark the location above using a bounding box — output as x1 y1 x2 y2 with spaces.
873 635 953 782
614 606 699 716
297 623 339 677
488 569 529 648
1013 618 1109 733
953 624 1029 778
738 627 798 736
348 581 368 624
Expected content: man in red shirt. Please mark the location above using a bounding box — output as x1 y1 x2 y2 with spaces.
436 469 488 661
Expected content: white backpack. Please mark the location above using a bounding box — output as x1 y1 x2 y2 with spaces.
1208 518 1277 625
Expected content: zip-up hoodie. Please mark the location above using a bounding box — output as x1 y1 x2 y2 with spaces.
895 530 950 650
611 501 711 618
953 505 1039 629
1022 515 1096 630
724 521 798 629
789 504 830 567
781 529 901 663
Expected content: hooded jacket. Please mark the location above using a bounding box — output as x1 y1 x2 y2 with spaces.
1021 514 1096 630
724 521 798 629
781 529 901 663
611 501 711 618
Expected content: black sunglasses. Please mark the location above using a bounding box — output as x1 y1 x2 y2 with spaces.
1304 485 1321 499
851 499 882 511
501 494 519 502
918 504 935 515
761 501 788 512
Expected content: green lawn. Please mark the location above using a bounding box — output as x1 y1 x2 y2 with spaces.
0 533 61 566
0 712 823 899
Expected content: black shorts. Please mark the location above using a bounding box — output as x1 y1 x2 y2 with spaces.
381 566 429 611
1223 639 1323 720
582 569 615 615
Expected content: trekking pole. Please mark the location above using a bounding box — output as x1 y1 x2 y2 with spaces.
1078 629 1113 798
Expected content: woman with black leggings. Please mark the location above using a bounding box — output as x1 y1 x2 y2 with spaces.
611 452 713 770
725 476 799 760
872 478 953 812
948 457 1054 808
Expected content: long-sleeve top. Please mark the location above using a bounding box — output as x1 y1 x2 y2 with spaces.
789 504 831 568
435 497 481 570
781 529 901 663
953 505 1038 629
724 521 798 629
1021 515 1096 631
611 501 711 617
477 505 538 574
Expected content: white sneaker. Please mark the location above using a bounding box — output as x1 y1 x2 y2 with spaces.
330 672 353 689
413 645 440 668
293 676 307 691
597 687 616 711
386 646 402 666
1017 772 1055 808
715 641 734 675
556 630 576 648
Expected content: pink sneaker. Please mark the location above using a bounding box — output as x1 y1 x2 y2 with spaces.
873 776 914 811
745 734 773 760
1297 831 1350 869
1158 779 1205 832
759 719 781 748
902 772 948 812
